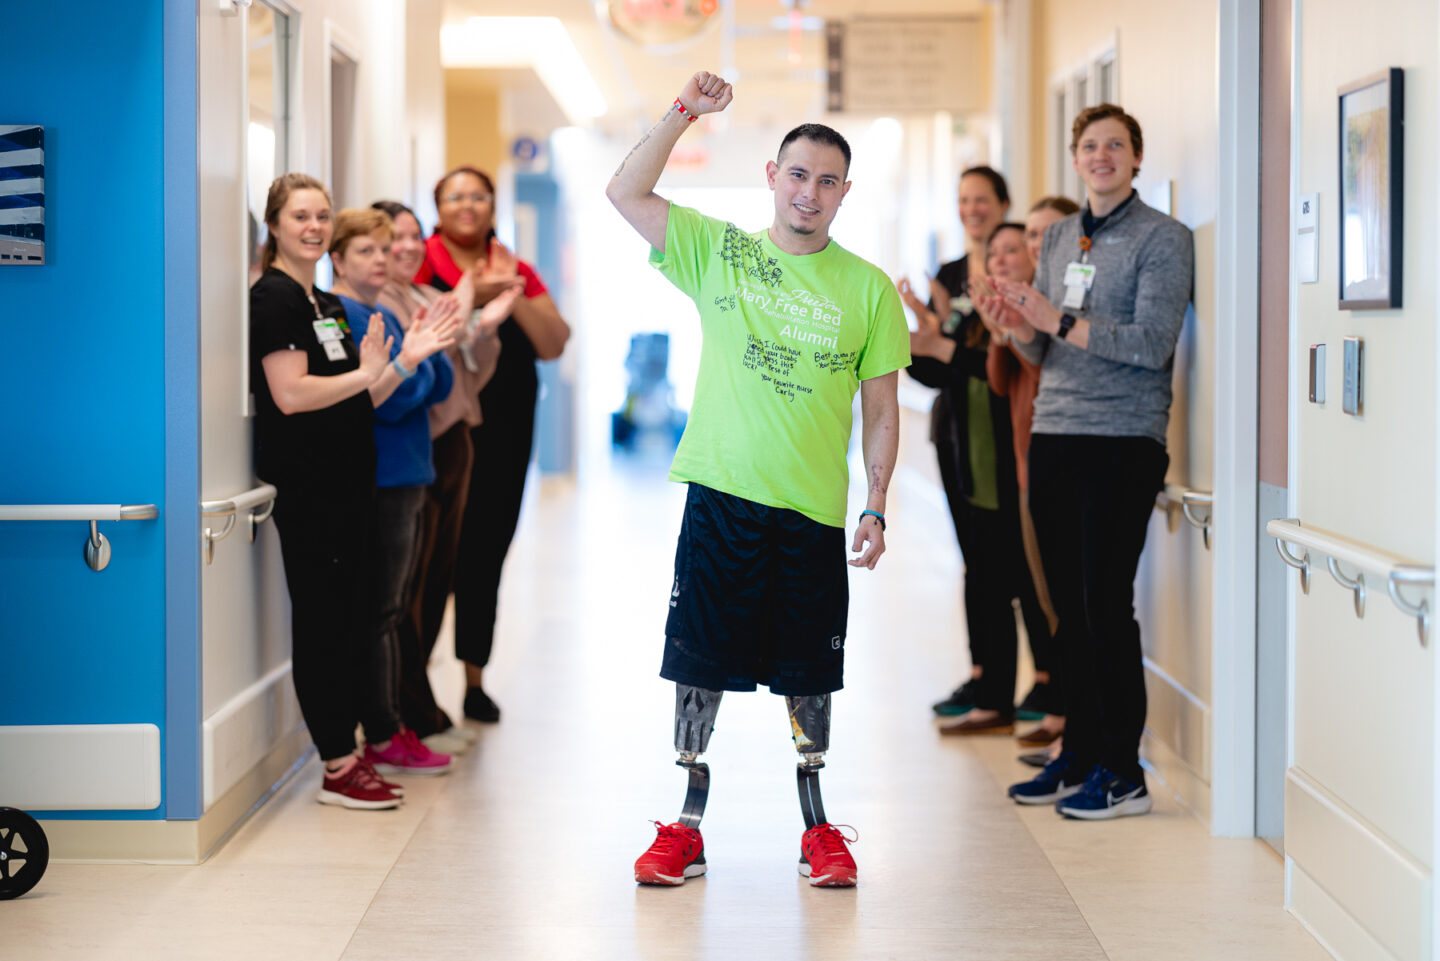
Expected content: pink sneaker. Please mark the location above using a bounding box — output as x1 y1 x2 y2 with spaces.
365 728 453 776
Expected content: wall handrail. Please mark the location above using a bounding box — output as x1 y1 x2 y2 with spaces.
199 483 277 564
1154 485 1213 549
1266 517 1432 644
0 503 160 571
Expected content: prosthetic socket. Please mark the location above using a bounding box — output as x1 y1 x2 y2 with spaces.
671 684 833 830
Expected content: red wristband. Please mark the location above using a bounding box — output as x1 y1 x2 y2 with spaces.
673 98 698 123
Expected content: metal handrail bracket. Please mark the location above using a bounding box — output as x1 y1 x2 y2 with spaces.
0 503 160 571
199 484 277 563
1180 490 1214 550
1266 517 1433 644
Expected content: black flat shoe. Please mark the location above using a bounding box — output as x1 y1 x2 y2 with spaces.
464 686 501 723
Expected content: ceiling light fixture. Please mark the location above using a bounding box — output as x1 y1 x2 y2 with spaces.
441 18 608 125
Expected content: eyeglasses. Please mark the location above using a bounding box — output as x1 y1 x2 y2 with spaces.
442 192 493 206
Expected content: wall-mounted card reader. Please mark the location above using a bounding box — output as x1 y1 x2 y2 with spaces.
1309 344 1325 403
1342 337 1363 415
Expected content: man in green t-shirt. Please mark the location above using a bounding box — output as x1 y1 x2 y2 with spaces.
607 70 910 888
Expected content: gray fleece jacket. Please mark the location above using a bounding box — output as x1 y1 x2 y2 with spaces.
1013 194 1193 445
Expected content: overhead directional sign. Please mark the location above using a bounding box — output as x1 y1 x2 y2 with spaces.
827 18 986 115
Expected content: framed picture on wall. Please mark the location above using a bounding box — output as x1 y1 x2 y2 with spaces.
1337 68 1403 310
0 125 45 266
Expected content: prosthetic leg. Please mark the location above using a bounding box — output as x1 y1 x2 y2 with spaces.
789 693 857 886
635 684 722 885
673 684 723 829
787 694 832 828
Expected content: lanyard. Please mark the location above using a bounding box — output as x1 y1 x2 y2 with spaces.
307 290 350 334
1078 190 1138 264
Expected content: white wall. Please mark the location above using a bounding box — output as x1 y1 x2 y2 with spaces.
197 0 446 811
1287 1 1437 957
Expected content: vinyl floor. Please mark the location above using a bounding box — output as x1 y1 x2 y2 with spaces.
7 453 1331 961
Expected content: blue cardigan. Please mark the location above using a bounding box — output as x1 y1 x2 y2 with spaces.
337 295 454 488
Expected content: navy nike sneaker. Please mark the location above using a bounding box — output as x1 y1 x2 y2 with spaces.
1056 765 1152 820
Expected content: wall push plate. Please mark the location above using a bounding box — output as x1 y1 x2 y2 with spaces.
1342 337 1363 415
1308 344 1325 403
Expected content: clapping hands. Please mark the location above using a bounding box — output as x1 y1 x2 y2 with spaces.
358 312 395 379
399 303 462 368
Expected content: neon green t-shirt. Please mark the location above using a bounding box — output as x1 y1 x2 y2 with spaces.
650 204 911 528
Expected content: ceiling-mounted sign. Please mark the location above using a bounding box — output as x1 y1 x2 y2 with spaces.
607 0 718 46
826 18 985 115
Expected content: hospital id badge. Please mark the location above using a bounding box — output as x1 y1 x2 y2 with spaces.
1063 262 1095 289
313 319 343 343
1062 261 1094 309
322 339 346 361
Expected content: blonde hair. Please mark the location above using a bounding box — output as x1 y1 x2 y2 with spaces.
261 173 331 271
329 207 394 261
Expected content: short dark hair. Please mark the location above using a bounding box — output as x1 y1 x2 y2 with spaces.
777 124 852 176
986 221 1027 247
960 166 1010 205
1070 104 1144 172
371 199 422 232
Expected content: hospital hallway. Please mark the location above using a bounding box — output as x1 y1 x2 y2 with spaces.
9 450 1329 961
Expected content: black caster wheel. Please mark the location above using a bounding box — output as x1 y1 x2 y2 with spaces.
0 807 49 900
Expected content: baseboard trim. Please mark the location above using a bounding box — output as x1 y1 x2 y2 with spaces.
1289 856 1398 961
1142 727 1212 826
204 660 304 808
42 724 312 864
1286 767 1429 961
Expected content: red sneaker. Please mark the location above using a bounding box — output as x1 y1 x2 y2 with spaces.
799 823 858 887
318 759 402 810
634 821 706 885
354 755 404 797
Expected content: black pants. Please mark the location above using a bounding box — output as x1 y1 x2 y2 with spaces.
400 424 473 737
365 485 426 744
452 381 537 668
1028 434 1167 783
273 485 375 762
936 434 1054 714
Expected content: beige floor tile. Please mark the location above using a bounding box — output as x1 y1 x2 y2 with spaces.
11 459 1327 961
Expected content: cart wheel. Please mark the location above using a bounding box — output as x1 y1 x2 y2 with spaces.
0 807 49 900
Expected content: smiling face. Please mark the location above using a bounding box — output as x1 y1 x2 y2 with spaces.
766 138 851 249
270 188 332 269
435 171 494 246
333 227 392 303
985 227 1033 284
387 211 425 285
958 174 1009 245
1024 207 1066 265
1072 117 1142 204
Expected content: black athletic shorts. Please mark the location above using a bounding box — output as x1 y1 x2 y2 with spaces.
661 483 848 696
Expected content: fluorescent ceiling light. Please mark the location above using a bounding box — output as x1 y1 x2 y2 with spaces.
441 17 608 124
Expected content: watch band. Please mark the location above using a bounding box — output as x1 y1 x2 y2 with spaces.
1057 314 1077 340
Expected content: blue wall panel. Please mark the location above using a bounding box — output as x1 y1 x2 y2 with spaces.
0 2 174 819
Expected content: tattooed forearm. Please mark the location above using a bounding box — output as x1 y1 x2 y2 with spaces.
612 107 681 177
613 130 651 177
870 464 889 495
